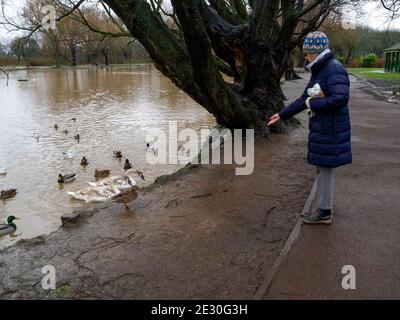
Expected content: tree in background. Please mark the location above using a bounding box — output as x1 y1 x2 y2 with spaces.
322 19 360 64
0 40 10 84
58 16 87 66
10 36 41 66
0 0 143 67
381 0 400 19
21 0 69 67
78 8 122 66
323 23 400 66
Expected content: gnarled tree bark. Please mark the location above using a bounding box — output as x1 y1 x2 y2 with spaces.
98 0 354 134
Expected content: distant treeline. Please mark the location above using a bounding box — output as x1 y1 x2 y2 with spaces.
291 21 400 68
0 2 150 67
0 37 150 67
327 24 400 67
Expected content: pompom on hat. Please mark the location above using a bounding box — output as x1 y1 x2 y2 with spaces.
303 31 329 53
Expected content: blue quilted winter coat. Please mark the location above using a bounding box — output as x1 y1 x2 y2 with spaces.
279 52 352 168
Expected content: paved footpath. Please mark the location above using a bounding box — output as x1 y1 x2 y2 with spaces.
266 76 400 299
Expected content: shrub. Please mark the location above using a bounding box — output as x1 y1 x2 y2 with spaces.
362 53 377 68
28 59 45 66
349 57 362 68
29 58 61 67
375 58 384 68
0 58 16 66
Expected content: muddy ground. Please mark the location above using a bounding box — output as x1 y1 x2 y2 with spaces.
0 78 315 300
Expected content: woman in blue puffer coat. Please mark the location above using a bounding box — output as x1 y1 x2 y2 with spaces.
268 31 352 225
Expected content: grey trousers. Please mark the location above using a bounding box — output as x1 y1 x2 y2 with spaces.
316 166 334 210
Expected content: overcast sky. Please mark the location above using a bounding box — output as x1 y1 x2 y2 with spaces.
1 1 400 42
351 2 400 30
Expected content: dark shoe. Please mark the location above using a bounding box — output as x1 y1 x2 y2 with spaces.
301 209 334 218
302 209 332 225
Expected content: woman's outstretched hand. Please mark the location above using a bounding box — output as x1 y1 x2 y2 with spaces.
268 114 280 127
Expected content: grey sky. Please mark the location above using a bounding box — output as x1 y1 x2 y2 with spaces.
0 1 399 42
348 2 400 30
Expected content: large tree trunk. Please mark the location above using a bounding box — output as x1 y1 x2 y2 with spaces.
54 44 61 68
101 49 110 66
55 53 61 68
71 46 77 67
23 53 31 68
285 55 302 81
101 0 329 134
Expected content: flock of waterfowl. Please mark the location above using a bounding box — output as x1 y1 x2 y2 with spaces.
0 116 151 237
53 118 146 208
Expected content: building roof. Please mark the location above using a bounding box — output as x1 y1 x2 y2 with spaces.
383 42 400 52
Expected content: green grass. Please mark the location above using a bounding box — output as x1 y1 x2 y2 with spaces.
54 284 73 295
347 68 400 80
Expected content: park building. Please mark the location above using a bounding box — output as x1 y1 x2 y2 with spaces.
384 42 400 73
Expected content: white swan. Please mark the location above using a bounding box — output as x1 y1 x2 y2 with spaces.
68 170 139 208
0 168 6 175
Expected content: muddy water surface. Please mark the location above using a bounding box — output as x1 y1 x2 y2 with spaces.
0 65 215 248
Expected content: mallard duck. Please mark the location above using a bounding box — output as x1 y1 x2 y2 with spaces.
1 189 17 200
74 134 80 140
124 159 132 170
58 173 76 184
113 151 123 158
54 124 59 130
68 170 139 210
63 130 69 135
0 216 18 236
95 169 110 179
112 184 139 210
80 157 88 166
71 117 77 122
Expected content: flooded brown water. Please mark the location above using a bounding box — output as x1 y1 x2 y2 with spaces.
0 64 215 248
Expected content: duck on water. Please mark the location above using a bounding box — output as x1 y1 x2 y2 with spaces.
0 216 19 236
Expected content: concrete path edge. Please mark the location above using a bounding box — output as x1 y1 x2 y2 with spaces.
253 179 317 300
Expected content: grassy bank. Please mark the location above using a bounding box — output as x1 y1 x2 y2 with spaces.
347 68 400 81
